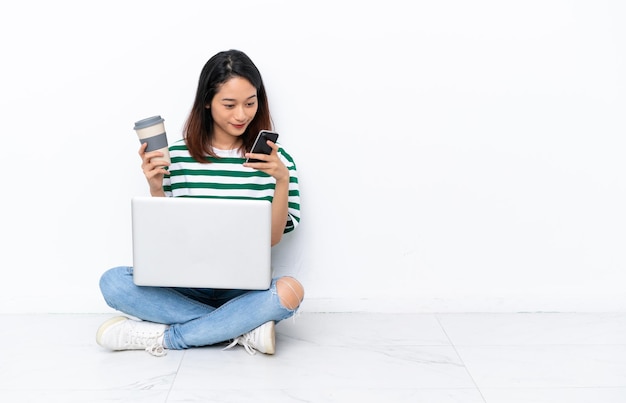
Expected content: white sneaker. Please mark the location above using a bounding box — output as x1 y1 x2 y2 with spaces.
224 321 275 355
96 316 168 357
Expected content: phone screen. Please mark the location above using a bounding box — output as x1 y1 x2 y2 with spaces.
246 130 279 163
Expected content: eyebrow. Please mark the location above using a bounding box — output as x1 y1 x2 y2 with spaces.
220 94 258 102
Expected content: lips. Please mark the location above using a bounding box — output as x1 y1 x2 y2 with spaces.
232 123 246 130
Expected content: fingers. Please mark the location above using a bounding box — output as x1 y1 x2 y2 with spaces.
140 144 170 179
267 139 279 152
140 145 169 167
244 141 289 181
244 140 278 164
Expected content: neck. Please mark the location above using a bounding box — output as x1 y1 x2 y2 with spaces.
211 137 242 150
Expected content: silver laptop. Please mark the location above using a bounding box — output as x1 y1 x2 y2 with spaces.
131 196 272 290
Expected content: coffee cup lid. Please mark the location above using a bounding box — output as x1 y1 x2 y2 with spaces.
133 115 164 130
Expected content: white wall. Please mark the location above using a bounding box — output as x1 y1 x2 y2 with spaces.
1 0 624 313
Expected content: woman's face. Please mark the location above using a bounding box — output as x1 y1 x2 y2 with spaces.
208 76 258 148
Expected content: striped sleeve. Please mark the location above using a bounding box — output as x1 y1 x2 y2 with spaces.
279 147 300 233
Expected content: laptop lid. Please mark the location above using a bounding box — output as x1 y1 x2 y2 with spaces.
131 196 272 290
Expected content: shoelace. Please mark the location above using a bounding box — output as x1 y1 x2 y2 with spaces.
127 328 167 357
223 335 257 355
145 343 167 357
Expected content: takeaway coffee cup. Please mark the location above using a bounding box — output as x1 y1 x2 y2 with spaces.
133 115 170 166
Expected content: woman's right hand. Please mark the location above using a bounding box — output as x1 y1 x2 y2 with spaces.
139 143 170 197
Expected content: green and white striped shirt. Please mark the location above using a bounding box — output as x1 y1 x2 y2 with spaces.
163 139 301 234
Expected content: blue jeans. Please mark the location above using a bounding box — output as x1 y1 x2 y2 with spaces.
99 266 296 350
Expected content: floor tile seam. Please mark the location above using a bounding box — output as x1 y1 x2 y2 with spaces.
433 315 488 403
164 350 187 400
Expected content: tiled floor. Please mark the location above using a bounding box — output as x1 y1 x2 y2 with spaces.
0 312 625 402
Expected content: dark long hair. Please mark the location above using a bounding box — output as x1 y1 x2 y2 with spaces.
184 49 273 162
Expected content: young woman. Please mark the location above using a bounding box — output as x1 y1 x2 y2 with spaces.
96 49 304 357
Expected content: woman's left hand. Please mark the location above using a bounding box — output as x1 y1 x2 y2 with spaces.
244 140 289 182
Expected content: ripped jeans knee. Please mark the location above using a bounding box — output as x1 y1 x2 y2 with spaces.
275 276 305 311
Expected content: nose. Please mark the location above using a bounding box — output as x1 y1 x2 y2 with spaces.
234 105 247 122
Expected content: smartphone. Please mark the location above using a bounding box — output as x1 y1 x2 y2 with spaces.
246 130 279 163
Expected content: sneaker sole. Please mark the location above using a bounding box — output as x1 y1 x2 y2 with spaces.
96 316 128 346
265 321 276 355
